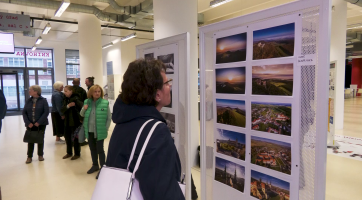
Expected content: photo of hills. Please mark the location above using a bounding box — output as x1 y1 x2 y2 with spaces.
251 102 292 136
252 64 293 96
216 67 246 94
253 23 295 60
216 99 246 128
250 170 290 200
216 33 247 64
251 136 292 175
215 129 246 161
215 156 245 193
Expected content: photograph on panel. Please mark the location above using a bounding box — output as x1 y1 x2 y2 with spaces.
216 33 247 64
251 102 292 136
216 67 246 94
160 112 175 133
250 170 290 200
216 99 246 128
144 53 154 61
251 136 291 175
215 128 246 161
252 64 293 96
215 156 245 193
253 23 295 60
157 54 174 74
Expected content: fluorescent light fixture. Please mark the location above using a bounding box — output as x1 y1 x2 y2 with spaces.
102 42 114 49
210 0 233 8
31 46 37 51
121 33 136 42
347 25 362 30
42 23 51 34
346 45 354 49
55 0 71 17
35 36 42 45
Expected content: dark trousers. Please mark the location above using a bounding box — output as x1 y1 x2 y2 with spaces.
64 126 80 156
88 132 105 167
27 125 46 158
51 112 64 137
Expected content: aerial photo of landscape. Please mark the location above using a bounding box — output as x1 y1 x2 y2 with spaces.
216 99 246 128
215 128 246 161
215 156 245 193
251 102 292 136
252 64 293 96
250 170 290 200
251 136 292 175
160 112 175 133
216 33 247 64
253 23 295 60
216 67 246 94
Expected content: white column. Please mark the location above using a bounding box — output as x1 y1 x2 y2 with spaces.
330 0 347 130
78 14 103 88
154 0 199 167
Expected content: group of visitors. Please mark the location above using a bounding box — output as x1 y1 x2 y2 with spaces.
10 58 187 199
22 76 109 178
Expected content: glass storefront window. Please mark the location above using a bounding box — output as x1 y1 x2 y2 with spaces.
0 48 25 68
66 49 80 79
26 49 53 68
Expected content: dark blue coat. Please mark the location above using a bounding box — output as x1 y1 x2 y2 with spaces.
22 96 49 127
106 98 184 200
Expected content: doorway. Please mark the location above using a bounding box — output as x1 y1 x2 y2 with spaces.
27 69 53 106
0 73 20 111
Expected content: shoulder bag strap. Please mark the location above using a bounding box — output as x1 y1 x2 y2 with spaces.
131 121 162 179
127 119 154 170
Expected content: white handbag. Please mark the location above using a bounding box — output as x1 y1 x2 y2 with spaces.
91 119 186 200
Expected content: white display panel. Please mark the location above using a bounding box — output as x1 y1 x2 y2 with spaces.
136 33 193 200
200 1 331 200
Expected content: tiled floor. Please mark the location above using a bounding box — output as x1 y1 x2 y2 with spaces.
1 97 362 200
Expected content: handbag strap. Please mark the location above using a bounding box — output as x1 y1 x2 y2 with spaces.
127 119 154 170
131 121 162 179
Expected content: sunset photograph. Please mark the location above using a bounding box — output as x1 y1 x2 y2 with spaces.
216 67 246 94
252 64 293 96
216 33 247 64
250 170 290 200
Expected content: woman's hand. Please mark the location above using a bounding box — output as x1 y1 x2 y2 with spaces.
84 105 88 110
68 102 75 108
34 122 40 127
28 123 34 128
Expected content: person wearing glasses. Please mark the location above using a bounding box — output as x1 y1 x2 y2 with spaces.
22 85 49 164
106 59 184 200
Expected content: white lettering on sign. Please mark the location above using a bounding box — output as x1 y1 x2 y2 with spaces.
14 51 51 58
297 55 316 66
0 12 30 32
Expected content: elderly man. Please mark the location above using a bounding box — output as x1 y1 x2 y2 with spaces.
0 89 6 133
73 78 87 102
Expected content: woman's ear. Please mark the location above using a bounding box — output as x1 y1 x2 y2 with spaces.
155 89 161 102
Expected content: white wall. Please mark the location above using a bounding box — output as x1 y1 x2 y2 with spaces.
13 32 79 86
330 0 347 130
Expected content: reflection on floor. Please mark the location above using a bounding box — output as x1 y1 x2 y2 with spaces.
326 97 362 200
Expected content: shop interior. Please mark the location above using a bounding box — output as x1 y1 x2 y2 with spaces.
0 0 361 200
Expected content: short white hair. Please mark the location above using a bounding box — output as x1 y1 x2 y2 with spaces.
53 81 64 90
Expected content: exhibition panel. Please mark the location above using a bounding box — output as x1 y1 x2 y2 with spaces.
200 0 330 200
136 33 192 200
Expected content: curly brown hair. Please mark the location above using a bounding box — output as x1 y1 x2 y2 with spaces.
120 59 166 106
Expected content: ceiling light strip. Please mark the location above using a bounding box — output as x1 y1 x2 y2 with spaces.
210 0 234 8
55 0 71 17
121 33 137 42
42 23 51 34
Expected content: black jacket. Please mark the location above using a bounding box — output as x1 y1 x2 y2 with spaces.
22 96 49 127
61 94 83 127
106 98 184 200
73 85 87 103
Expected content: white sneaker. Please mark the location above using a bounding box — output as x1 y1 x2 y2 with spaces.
56 139 65 144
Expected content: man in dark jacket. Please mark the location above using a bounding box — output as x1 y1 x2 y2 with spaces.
73 78 87 102
85 76 94 91
106 98 184 200
0 89 7 133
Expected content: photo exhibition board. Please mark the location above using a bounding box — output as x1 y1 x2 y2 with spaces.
212 14 302 200
142 44 180 150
